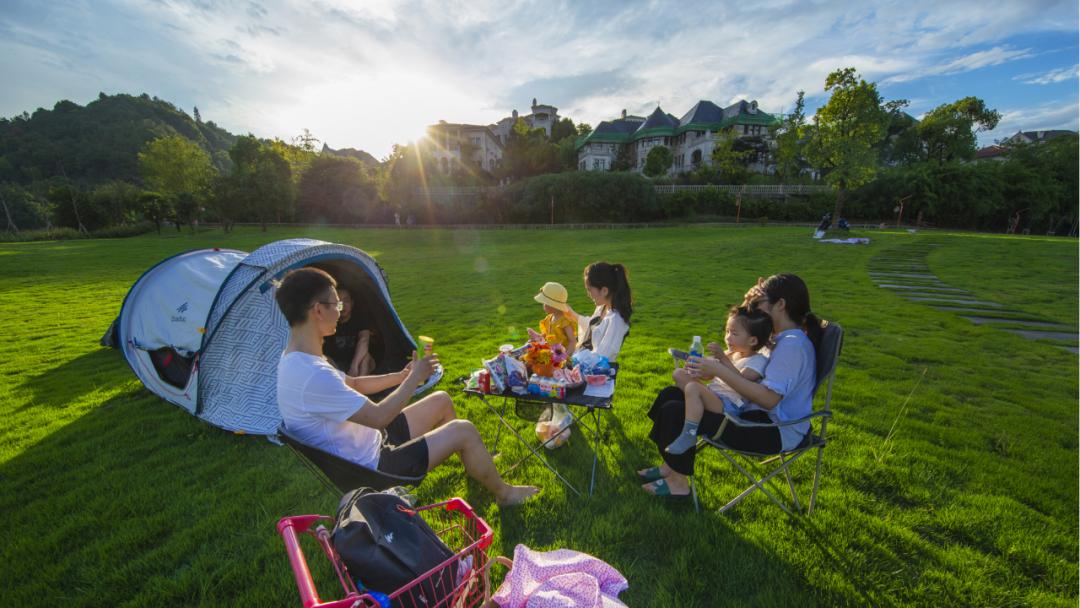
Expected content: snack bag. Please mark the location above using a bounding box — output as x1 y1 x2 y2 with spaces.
483 355 508 394
504 356 529 395
571 349 610 375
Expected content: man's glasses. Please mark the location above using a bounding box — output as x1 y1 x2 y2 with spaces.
315 300 344 312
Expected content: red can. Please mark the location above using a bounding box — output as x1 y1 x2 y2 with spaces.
478 369 491 393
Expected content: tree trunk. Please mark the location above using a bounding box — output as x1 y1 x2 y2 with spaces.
831 186 845 229
0 190 17 233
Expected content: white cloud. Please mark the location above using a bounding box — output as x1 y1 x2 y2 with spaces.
1 0 1078 156
1015 64 1079 84
980 98 1080 145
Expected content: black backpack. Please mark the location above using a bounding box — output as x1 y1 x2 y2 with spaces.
331 488 458 606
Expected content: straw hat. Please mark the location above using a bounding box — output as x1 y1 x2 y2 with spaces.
534 282 570 312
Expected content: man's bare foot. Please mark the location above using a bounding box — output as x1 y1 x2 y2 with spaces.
496 484 540 506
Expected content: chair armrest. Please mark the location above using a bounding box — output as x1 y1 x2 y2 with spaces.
720 410 832 429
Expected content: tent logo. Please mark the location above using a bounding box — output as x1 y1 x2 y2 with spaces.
172 301 189 323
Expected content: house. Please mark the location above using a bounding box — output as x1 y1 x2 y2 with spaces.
423 122 504 173
423 99 559 173
576 99 779 176
1002 130 1076 146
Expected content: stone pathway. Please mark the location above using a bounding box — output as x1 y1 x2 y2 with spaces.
869 242 1078 354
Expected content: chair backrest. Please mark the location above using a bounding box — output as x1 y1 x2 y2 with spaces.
278 426 424 493
813 321 844 397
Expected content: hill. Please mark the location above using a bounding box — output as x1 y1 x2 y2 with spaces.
0 93 239 185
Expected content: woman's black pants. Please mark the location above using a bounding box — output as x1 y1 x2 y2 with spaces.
647 386 781 476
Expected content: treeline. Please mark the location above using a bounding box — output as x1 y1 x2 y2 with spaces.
1 81 1076 237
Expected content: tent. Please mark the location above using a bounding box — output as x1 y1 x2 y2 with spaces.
103 238 438 435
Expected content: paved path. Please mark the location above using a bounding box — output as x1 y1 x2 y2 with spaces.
869 241 1078 354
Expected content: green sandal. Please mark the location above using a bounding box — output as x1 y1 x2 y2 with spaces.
636 466 665 482
644 478 690 502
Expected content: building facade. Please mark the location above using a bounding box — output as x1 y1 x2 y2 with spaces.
425 99 559 173
576 99 779 176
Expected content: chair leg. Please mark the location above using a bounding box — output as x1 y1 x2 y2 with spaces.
808 446 825 515
690 476 699 513
782 454 802 513
719 452 794 516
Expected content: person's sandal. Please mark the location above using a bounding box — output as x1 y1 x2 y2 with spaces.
636 466 665 482
643 478 690 502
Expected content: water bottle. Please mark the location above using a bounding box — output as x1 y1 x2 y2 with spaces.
689 335 703 358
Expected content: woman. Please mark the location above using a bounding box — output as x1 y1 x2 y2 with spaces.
322 285 378 376
564 261 633 362
639 274 823 499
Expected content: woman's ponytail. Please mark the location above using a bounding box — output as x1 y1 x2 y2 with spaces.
585 262 634 323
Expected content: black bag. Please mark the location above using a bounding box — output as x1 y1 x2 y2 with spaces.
331 488 458 606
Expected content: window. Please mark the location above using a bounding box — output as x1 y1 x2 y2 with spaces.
471 136 481 146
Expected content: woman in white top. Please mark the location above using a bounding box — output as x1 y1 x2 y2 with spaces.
275 267 538 506
564 262 633 362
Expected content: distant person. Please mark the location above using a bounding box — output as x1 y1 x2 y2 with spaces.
394 212 400 226
275 268 539 506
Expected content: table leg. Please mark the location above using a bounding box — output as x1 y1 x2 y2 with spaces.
480 396 581 497
589 408 602 496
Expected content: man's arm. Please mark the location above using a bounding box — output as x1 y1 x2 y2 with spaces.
346 353 434 429
345 369 406 395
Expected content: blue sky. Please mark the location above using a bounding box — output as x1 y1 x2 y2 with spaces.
2 0 1077 158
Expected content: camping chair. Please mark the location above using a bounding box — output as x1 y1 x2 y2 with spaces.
277 425 425 495
689 321 843 516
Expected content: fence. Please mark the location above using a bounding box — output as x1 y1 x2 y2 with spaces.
418 184 831 199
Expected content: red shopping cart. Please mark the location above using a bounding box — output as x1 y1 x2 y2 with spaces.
277 498 495 608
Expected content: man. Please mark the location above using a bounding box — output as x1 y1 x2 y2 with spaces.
275 267 538 506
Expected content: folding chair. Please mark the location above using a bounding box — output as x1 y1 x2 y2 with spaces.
277 425 425 495
690 321 843 516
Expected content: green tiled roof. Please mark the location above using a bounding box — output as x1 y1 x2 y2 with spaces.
576 100 779 150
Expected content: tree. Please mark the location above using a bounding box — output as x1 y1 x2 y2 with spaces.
221 135 293 231
772 91 807 182
917 97 1001 164
550 117 578 142
710 131 752 183
89 180 141 227
643 145 674 178
138 191 171 234
297 155 377 223
806 67 887 225
499 118 561 180
193 106 201 122
138 135 215 230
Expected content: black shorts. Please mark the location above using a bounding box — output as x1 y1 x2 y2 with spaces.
376 413 430 479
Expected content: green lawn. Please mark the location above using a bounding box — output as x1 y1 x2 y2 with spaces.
1 226 1076 607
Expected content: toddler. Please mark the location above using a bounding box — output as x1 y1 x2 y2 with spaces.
533 282 577 355
666 305 773 455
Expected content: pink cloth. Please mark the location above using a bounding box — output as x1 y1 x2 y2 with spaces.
493 544 628 608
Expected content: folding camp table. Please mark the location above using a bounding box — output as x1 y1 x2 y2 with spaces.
464 367 617 497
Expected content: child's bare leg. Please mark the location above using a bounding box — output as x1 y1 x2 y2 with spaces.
673 367 694 389
666 382 710 455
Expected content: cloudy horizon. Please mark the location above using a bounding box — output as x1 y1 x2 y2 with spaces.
2 0 1077 158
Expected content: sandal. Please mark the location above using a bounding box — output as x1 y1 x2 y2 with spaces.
636 466 665 482
642 478 690 502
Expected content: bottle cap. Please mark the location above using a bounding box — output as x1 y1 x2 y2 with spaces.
693 335 701 341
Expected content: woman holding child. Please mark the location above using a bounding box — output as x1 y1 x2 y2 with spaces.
640 273 823 500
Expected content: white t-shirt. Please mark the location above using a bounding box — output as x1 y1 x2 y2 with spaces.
708 352 769 406
277 351 382 468
577 305 629 362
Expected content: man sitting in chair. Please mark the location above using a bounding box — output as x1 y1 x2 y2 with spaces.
275 268 539 506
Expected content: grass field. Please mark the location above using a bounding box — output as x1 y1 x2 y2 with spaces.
1 226 1076 607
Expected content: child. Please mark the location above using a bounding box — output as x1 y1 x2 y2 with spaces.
564 262 633 363
533 282 577 355
665 305 772 455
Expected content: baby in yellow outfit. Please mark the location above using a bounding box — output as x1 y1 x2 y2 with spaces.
534 282 577 355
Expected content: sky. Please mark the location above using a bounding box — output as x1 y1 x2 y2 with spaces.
1 0 1077 159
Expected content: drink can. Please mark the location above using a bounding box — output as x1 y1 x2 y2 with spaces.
478 369 491 393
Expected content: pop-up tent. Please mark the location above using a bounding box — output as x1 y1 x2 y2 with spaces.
103 238 437 435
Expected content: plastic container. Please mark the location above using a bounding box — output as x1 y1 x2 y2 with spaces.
689 335 703 358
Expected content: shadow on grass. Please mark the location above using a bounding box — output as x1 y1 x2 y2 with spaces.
0 391 330 608
17 348 132 411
